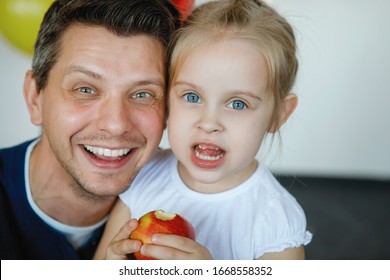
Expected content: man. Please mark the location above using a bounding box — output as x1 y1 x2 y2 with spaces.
0 0 180 259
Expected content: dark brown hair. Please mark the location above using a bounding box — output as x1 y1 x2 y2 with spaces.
32 0 180 91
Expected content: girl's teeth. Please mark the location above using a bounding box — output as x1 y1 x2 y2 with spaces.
195 149 224 161
84 145 130 157
198 144 220 151
194 144 224 161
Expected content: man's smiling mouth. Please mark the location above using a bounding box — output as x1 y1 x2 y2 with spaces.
84 145 131 158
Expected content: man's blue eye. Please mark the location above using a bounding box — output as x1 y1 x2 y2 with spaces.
78 87 95 94
228 100 247 110
184 92 200 103
133 92 151 99
129 91 156 107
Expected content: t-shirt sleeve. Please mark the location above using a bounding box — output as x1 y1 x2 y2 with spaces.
256 193 312 257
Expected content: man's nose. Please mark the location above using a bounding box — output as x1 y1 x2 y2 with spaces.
96 97 130 136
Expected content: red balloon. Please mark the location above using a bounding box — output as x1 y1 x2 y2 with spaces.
171 0 195 22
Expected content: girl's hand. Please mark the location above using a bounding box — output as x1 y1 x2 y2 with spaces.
105 219 142 260
139 233 213 260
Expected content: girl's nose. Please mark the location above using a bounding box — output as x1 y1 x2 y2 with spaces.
197 108 224 134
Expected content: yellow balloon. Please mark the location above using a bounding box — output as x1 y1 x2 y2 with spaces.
0 0 53 55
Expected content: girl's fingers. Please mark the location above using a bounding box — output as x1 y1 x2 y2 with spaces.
140 234 213 260
106 239 142 260
112 219 138 241
151 233 196 251
105 219 142 259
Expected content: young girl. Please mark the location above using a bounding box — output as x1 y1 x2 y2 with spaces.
95 0 312 260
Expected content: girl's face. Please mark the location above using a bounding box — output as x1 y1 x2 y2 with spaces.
168 38 275 193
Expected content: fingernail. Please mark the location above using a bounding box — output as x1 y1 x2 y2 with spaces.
151 234 158 243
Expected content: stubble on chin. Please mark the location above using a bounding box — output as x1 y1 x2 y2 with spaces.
64 167 139 202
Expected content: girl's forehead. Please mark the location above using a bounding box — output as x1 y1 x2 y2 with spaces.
181 36 262 61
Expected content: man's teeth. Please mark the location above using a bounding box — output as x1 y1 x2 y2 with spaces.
84 145 130 157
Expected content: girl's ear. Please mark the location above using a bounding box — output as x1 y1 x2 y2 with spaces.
268 93 298 133
24 70 43 126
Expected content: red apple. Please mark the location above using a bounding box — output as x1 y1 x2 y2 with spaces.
130 210 195 260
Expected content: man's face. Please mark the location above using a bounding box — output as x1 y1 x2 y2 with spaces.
34 25 166 197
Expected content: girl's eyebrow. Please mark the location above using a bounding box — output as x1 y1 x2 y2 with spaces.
173 80 263 101
172 80 198 88
229 90 263 101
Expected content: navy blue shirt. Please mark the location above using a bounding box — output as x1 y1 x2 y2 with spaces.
0 140 104 259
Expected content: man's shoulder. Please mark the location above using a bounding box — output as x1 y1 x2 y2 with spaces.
0 139 35 157
0 139 35 178
0 140 35 259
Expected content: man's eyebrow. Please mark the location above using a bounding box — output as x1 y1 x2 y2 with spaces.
64 65 164 88
64 65 102 80
133 79 165 88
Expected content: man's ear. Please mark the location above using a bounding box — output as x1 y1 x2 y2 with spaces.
24 70 43 126
268 93 298 133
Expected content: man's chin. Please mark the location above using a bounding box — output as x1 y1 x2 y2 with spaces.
72 179 129 201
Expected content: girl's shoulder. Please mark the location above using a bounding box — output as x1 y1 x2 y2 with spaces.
138 148 176 174
251 167 312 256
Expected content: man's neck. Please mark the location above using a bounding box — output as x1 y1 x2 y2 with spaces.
28 140 116 227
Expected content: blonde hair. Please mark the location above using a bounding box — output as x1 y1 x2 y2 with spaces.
168 0 298 130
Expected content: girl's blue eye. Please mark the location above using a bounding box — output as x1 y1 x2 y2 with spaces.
228 100 247 110
184 92 201 103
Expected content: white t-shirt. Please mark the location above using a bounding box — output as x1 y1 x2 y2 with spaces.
120 149 312 259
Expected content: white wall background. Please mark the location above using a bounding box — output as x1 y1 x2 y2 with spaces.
1 0 389 180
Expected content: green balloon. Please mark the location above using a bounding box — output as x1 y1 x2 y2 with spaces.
0 0 53 55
